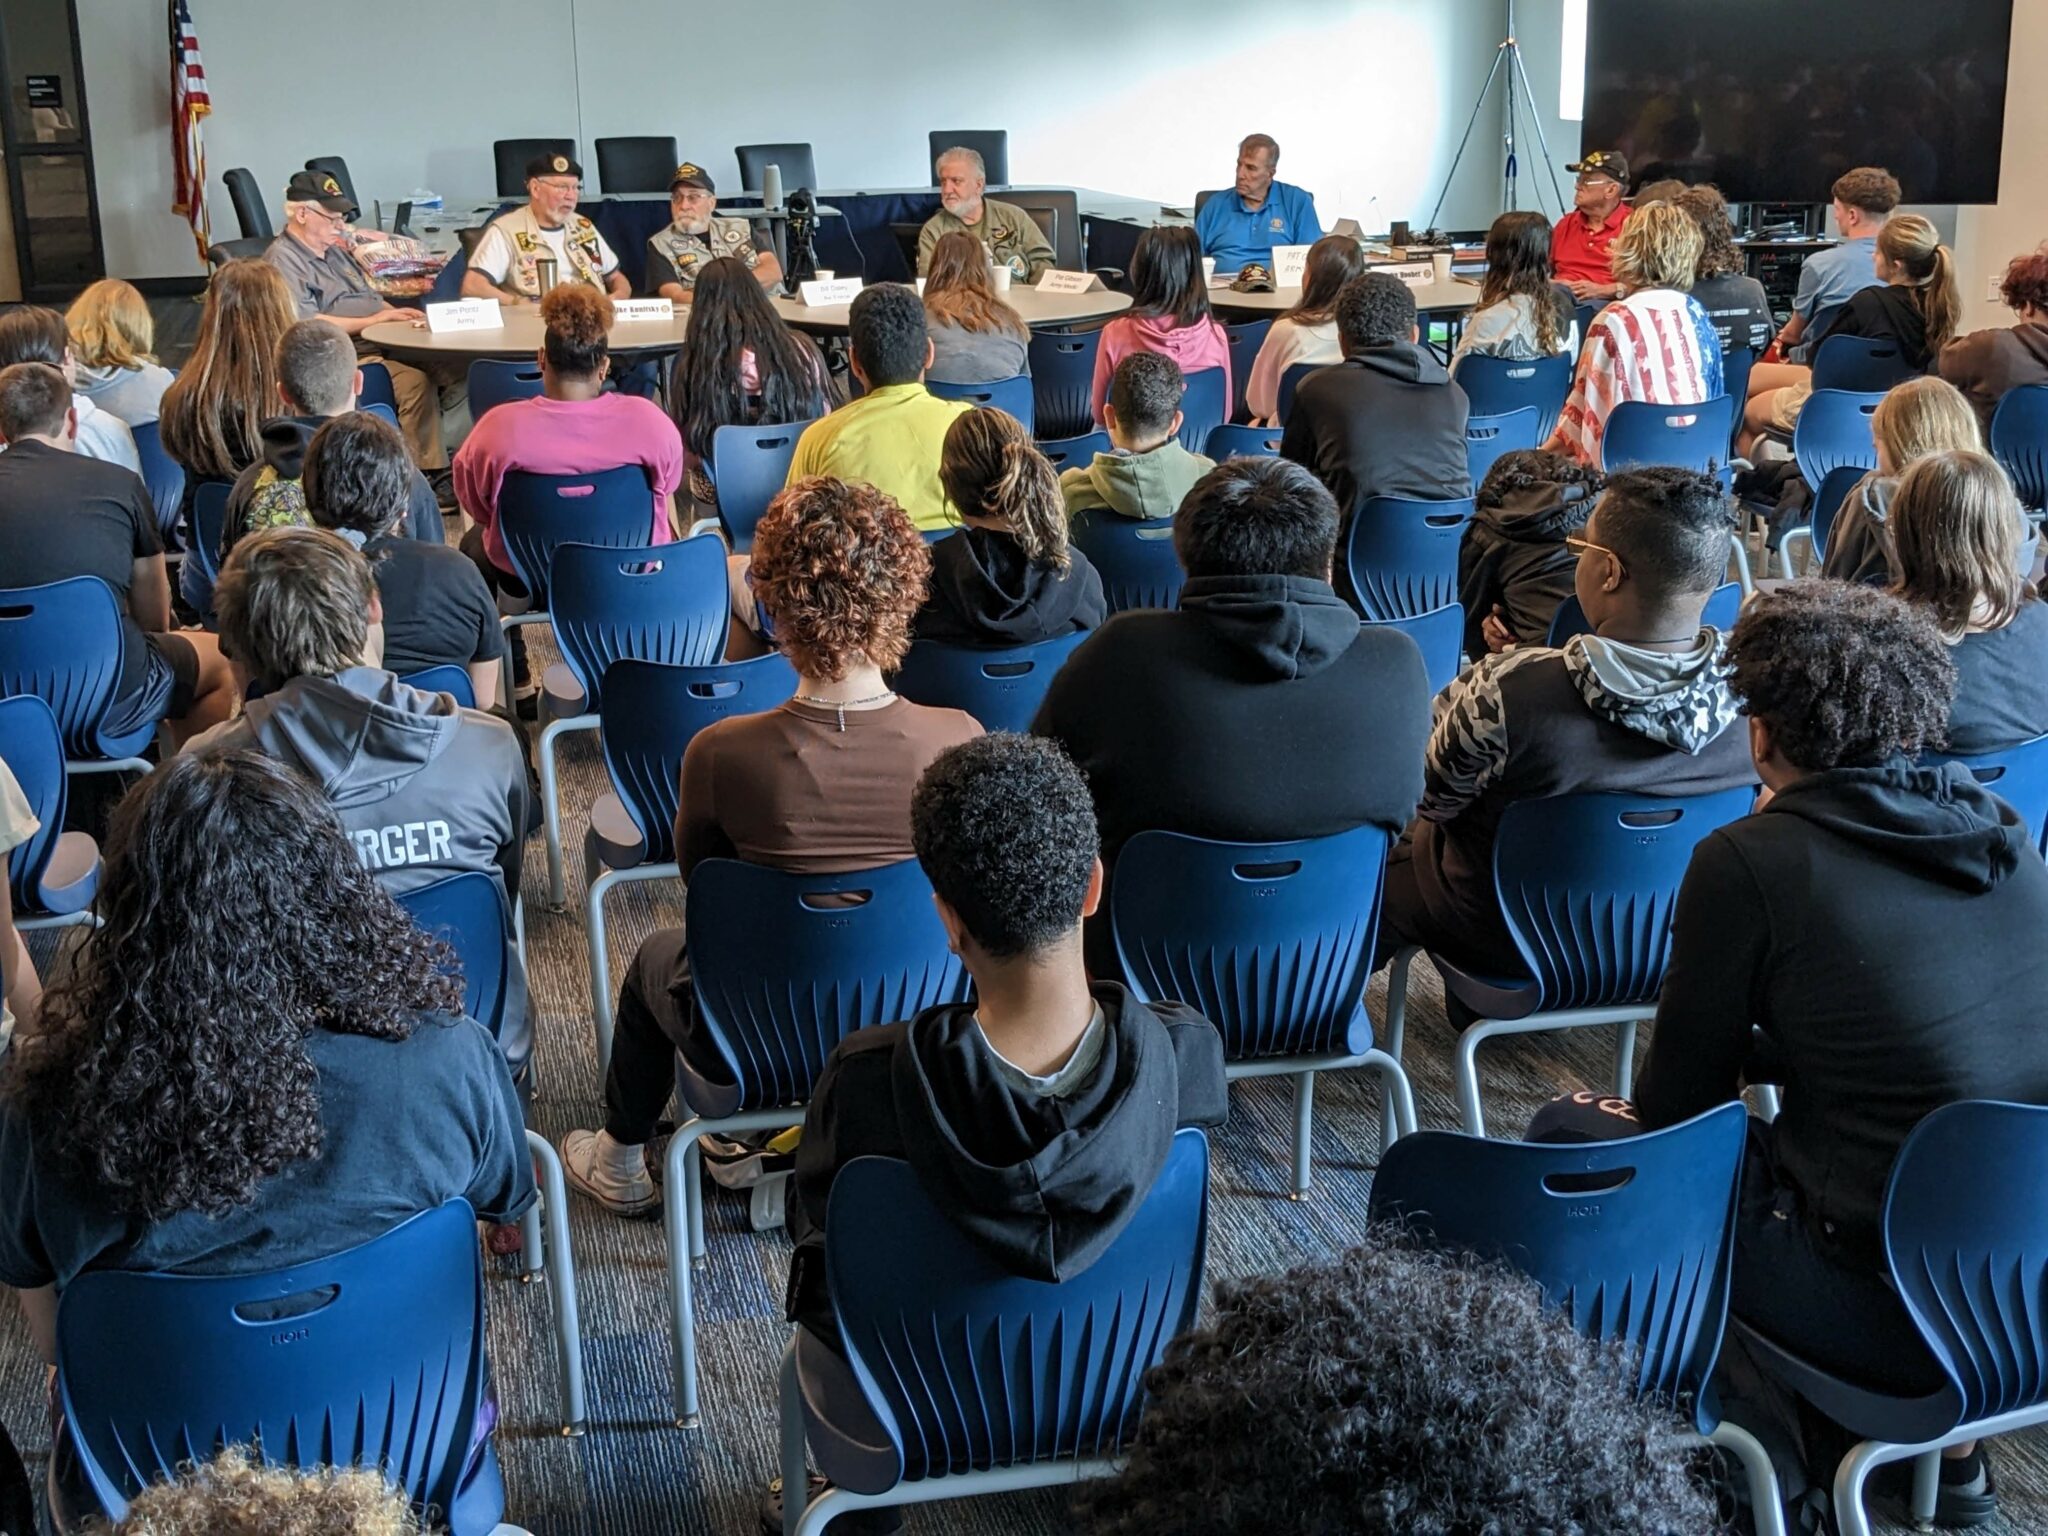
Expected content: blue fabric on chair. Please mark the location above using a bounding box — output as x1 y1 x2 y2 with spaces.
467 360 545 421
1027 330 1100 442
1069 514 1182 614
927 374 1035 432
1036 430 1109 472
1926 732 2048 857
54 1200 502 1535
0 693 99 926
1344 495 1476 622
1464 406 1541 487
1204 424 1284 460
1991 383 2048 513
1601 397 1734 473
894 631 1088 732
710 419 812 554
1811 334 1920 393
396 871 511 1042
1451 352 1574 442
1792 390 1882 493
0 576 158 766
397 665 477 709
1176 367 1227 452
130 421 185 546
1368 602 1464 697
1224 319 1270 423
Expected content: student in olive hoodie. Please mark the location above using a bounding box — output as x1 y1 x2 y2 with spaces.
192 528 533 1085
1381 467 1755 977
1060 353 1215 523
915 408 1104 649
1457 449 1605 656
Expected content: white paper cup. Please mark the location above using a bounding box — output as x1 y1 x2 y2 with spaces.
915 277 927 295
1203 256 1217 284
1432 251 1453 283
992 266 1012 292
815 268 835 282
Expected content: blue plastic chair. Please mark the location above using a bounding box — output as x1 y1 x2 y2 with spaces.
1385 785 1757 1136
363 401 401 431
1465 406 1541 487
1026 329 1100 443
1367 1102 1784 1533
1110 826 1415 1196
1451 352 1574 443
1734 1101 2048 1536
1811 334 1920 394
0 577 158 773
357 359 399 415
1224 318 1270 423
1276 359 1328 423
1069 514 1182 614
184 478 233 620
710 419 811 554
1345 494 1476 622
1367 601 1464 697
1204 423 1284 460
397 664 477 709
583 655 799 1071
130 420 185 547
780 1129 1210 1535
536 536 727 905
1601 396 1734 473
1036 430 1110 472
1722 345 1756 455
1175 366 1226 453
666 857 971 1428
467 359 544 420
1548 581 1743 646
54 1201 502 1534
927 374 1035 433
1925 733 2048 857
1793 389 1882 493
1990 383 2048 513
1779 464 1870 579
0 693 99 933
895 630 1088 732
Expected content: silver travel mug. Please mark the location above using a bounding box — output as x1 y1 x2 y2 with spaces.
535 256 559 295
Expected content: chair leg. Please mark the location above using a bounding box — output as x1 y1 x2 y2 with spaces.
518 1202 544 1281
1287 1071 1314 1200
585 871 618 1079
1379 947 1418 1153
684 1131 708 1266
1453 1020 1495 1138
538 718 568 909
780 1335 811 1536
1614 1014 1639 1098
1910 1449 1940 1525
664 1128 700 1429
525 1130 587 1435
1707 1423 1785 1536
1833 1441 1891 1536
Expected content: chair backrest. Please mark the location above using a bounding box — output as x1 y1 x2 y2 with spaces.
206 236 271 269
927 130 1008 185
1368 1101 1749 1429
395 870 511 1042
1224 319 1271 424
1549 581 1742 647
1721 345 1756 452
465 359 545 421
895 630 1089 732
397 665 477 709
1881 1100 2048 1436
1367 601 1464 697
1792 388 1882 492
1491 787 1756 1010
1036 430 1109 472
1176 366 1226 453
1345 495 1477 622
825 1128 1209 1486
0 577 144 761
1990 383 2048 513
1464 406 1541 487
1204 424 1284 460
999 189 1081 272
355 360 398 414
1111 825 1391 1060
1069 515 1182 615
547 536 727 709
56 1200 488 1524
301 156 357 213
188 479 232 584
1450 352 1574 442
496 466 653 603
594 135 678 194
1809 463 1868 566
1601 396 1733 473
1026 329 1101 442
222 167 272 240
927 374 1035 433
130 420 185 546
710 419 812 554
0 693 69 913
735 143 818 195
493 137 577 198
1193 188 1219 219
1276 360 1328 424
1926 732 2048 857
597 656 798 863
687 858 971 1109
1811 333 1920 393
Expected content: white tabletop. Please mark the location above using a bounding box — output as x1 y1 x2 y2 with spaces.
773 284 1131 333
1207 277 1481 317
360 307 693 359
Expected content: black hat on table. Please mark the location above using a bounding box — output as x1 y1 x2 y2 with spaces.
526 151 584 180
283 169 356 218
669 162 715 194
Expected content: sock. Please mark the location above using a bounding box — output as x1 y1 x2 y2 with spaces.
596 1131 646 1183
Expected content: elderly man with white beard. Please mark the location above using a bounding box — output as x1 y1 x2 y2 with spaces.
916 145 1054 282
645 160 783 300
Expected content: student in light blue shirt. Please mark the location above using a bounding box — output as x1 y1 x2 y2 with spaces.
1194 133 1322 275
1773 166 1899 362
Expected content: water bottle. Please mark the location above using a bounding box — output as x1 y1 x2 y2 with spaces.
534 256 559 296
764 164 783 212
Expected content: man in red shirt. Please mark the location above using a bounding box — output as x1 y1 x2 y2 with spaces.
1552 151 1633 301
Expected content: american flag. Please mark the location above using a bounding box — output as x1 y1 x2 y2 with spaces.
169 0 210 262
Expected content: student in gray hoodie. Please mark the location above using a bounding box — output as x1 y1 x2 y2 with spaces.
1059 352 1214 522
191 527 533 1085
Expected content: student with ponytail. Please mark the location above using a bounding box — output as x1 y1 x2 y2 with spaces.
917 408 1106 647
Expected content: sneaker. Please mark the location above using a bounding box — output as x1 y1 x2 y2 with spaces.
560 1129 661 1217
757 1475 902 1536
1872 1444 1998 1529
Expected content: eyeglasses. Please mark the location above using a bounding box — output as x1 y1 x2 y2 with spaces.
533 178 582 195
298 204 348 228
1575 174 1618 188
1565 534 1623 566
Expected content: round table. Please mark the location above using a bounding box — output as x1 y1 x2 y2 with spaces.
772 286 1130 334
1207 277 1481 319
360 308 694 362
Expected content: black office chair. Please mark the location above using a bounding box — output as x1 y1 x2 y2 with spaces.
493 138 578 198
302 156 359 215
1194 189 1221 219
997 190 1079 271
206 237 271 269
928 130 1008 185
735 142 818 194
595 136 677 195
222 167 271 240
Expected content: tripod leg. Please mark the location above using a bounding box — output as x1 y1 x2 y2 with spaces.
1508 42 1571 217
1426 43 1509 232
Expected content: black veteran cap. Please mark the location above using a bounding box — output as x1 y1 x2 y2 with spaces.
526 151 583 180
283 169 355 217
1567 150 1630 184
670 162 715 194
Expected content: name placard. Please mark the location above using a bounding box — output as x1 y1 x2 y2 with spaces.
799 277 864 307
612 298 675 323
425 298 503 333
1269 244 1312 288
1036 269 1104 294
1330 217 1364 240
1375 261 1436 291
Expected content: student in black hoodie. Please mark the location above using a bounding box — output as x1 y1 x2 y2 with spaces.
1457 449 1606 656
914 407 1105 648
1279 270 1471 544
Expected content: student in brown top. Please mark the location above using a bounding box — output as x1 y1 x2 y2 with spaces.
561 475 982 1217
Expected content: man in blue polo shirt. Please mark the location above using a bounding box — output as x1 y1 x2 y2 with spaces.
1195 133 1322 276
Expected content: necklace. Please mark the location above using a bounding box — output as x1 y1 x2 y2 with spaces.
790 689 894 732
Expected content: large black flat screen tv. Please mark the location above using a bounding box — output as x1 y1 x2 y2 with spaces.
1581 0 2014 205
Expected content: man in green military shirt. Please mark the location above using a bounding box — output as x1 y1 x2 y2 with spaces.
916 146 1054 283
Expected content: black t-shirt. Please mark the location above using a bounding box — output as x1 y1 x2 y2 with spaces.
366 533 506 676
1689 272 1775 355
1946 599 2048 757
0 440 162 698
1835 283 1933 371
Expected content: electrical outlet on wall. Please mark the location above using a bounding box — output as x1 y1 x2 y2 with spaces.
1990 274 2006 302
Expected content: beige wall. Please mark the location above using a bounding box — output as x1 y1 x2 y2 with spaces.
1954 0 2048 335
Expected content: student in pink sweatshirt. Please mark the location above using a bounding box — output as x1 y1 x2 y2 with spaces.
1090 226 1232 427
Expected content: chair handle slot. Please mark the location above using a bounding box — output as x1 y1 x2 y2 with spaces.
1541 1167 1636 1196
233 1283 341 1324
1619 809 1683 828
800 889 873 910
1231 859 1303 880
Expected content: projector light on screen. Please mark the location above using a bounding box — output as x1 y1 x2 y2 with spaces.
1560 0 1586 122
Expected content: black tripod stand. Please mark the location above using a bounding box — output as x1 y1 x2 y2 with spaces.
1425 0 1570 232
